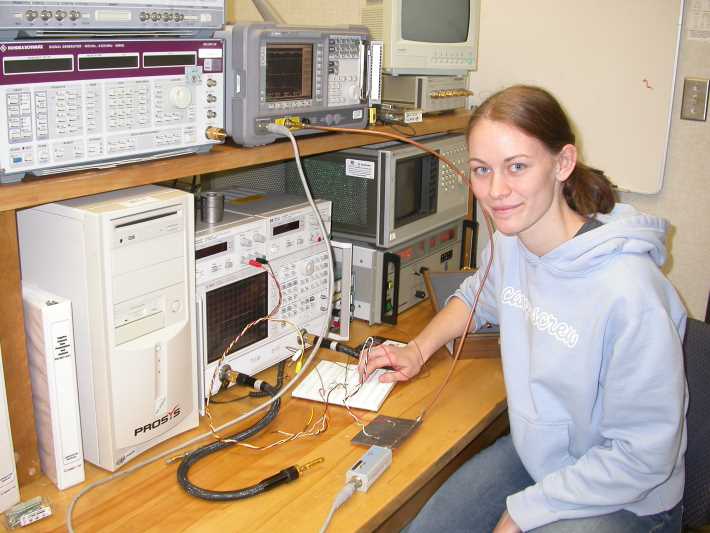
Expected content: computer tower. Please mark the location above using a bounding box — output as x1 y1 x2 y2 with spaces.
18 185 198 472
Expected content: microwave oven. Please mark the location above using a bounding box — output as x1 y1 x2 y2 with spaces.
284 133 470 248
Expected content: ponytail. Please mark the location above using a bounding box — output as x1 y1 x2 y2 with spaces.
563 163 616 216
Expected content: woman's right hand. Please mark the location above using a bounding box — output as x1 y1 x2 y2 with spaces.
359 341 426 384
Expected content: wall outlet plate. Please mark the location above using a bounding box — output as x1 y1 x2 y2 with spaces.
681 77 709 121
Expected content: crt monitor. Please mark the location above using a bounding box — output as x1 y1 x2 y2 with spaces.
361 0 481 75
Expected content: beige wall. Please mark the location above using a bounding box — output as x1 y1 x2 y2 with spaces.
227 0 709 319
617 3 710 320
229 0 360 25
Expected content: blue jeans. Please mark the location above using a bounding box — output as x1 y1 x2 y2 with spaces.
405 434 682 533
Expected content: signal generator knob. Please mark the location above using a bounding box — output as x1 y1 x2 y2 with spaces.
169 86 192 109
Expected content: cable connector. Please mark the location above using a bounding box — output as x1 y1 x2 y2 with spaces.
260 457 324 492
219 365 258 389
320 447 391 532
346 445 392 492
248 259 263 268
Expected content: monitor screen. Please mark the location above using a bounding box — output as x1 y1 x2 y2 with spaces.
401 0 470 43
394 157 423 225
265 43 313 101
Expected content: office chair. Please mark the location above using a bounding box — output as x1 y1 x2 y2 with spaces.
683 317 710 530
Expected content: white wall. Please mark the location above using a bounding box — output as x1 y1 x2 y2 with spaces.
227 0 709 319
618 3 710 320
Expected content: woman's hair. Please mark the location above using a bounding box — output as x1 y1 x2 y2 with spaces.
466 85 616 216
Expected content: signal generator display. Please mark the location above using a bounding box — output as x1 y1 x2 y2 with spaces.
216 23 380 146
0 0 224 38
0 39 225 182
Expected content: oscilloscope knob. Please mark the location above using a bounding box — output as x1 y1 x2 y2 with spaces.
300 260 315 276
169 86 192 109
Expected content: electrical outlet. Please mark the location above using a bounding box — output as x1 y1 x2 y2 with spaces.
681 77 709 121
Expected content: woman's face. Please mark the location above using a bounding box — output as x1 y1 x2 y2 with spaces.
468 118 571 241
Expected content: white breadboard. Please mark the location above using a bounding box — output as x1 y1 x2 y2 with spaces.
22 285 85 490
292 359 395 412
0 345 20 512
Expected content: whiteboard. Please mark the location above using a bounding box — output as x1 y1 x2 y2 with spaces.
468 0 683 194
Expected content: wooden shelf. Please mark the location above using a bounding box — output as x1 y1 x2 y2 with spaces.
0 110 470 212
0 110 470 486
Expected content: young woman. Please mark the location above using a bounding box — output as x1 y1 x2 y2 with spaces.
361 86 687 533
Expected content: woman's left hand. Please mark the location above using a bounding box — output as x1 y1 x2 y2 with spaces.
493 510 521 533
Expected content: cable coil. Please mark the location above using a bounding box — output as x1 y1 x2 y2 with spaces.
176 378 282 501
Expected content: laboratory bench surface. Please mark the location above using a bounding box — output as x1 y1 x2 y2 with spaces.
18 302 507 532
0 111 472 486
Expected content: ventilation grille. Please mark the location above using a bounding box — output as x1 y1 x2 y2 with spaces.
360 5 384 42
204 163 287 193
284 159 370 228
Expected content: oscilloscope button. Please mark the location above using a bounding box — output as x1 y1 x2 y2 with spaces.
139 11 149 21
69 9 80 20
55 10 66 20
40 10 52 20
25 10 38 20
252 233 265 243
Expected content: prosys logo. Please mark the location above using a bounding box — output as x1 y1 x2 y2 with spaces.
134 405 181 437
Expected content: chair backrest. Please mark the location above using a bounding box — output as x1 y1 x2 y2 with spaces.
682 317 710 528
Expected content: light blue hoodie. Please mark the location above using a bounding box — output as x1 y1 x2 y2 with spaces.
452 204 687 531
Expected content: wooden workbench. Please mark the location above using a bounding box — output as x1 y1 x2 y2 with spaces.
0 111 472 486
18 302 506 532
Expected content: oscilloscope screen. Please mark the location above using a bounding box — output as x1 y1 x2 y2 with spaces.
265 44 313 101
206 271 269 363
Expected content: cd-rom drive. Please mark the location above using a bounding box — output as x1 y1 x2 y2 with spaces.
22 285 84 490
0 38 225 182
